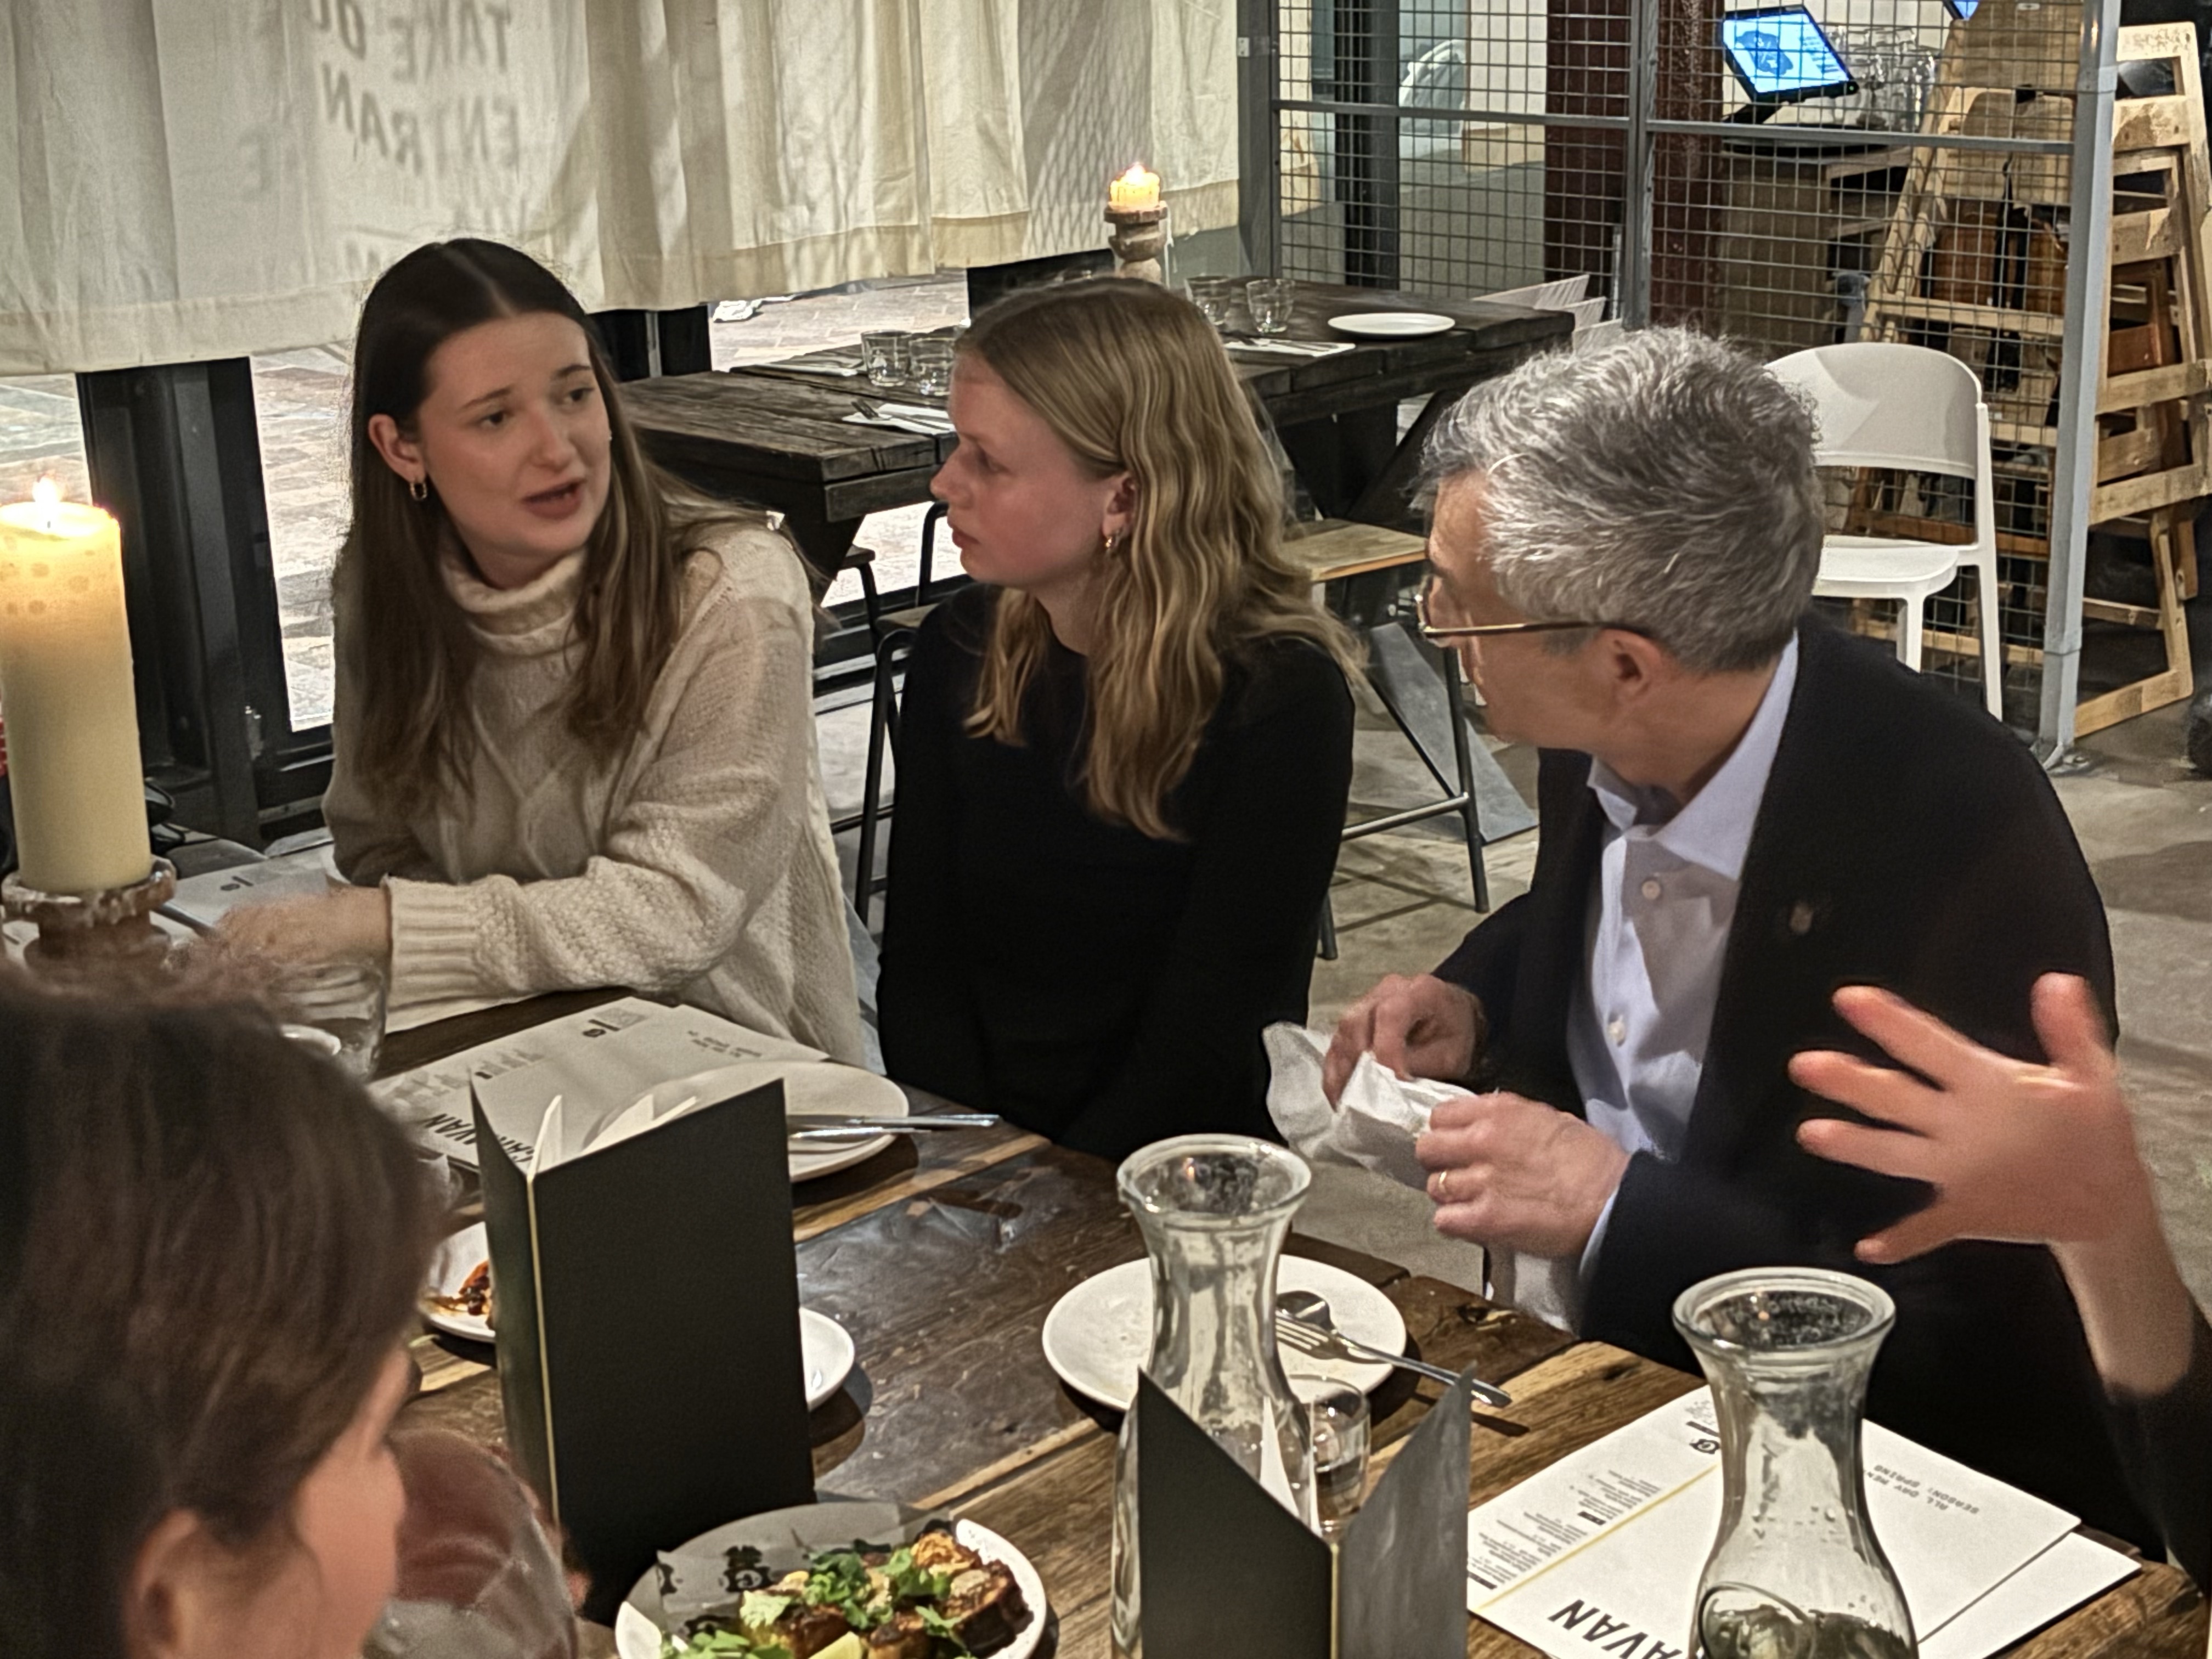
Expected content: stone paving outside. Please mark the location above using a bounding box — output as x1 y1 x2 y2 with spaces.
0 274 970 727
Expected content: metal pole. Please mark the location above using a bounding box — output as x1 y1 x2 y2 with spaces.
1621 0 1660 323
2036 0 2121 762
1237 0 1283 275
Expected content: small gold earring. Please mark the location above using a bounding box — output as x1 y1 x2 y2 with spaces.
409 476 429 503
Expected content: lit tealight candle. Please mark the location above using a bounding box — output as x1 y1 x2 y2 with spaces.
1109 163 1163 214
0 480 153 895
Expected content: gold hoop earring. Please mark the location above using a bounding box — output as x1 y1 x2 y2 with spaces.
409 476 429 503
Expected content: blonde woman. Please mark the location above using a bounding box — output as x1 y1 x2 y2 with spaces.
877 279 1358 1157
225 240 862 1061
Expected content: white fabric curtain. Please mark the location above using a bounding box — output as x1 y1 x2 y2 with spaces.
0 0 1239 375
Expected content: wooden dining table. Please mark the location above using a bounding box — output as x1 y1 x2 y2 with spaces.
618 281 1574 585
385 996 2208 1659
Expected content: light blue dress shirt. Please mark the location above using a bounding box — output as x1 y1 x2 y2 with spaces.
1570 635 1801 1282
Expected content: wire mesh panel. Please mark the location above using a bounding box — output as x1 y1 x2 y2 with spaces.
1261 0 2107 727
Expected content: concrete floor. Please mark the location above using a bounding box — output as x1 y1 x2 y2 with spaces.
828 673 2212 1311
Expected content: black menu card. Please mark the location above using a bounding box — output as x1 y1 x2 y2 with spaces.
1137 1366 1473 1658
471 1078 815 1621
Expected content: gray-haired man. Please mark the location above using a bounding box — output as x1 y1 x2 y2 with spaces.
1324 329 2152 1549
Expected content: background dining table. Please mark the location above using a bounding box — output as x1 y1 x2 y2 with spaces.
385 991 2208 1659
618 281 1575 589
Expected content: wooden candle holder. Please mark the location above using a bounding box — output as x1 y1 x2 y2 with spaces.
4 857 178 973
1106 205 1170 283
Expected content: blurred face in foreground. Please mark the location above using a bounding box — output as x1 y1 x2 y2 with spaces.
128 1350 415 1659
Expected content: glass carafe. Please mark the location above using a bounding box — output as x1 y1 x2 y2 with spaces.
1109 1135 1317 1658
1674 1268 1915 1659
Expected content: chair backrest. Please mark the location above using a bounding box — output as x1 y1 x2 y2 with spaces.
1768 342 1984 481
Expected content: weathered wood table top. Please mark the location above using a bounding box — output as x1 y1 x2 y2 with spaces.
618 281 1572 578
386 996 2206 1659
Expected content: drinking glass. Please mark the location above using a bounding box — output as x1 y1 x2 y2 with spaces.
1188 276 1238 330
909 337 956 397
861 330 910 388
364 1430 577 1659
271 956 387 1079
1246 278 1296 335
1300 1379 1371 1538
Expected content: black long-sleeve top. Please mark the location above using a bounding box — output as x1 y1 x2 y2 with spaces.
877 584 1355 1161
2108 1304 2212 1586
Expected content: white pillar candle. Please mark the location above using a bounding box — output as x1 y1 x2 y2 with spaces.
0 482 153 895
1109 164 1162 213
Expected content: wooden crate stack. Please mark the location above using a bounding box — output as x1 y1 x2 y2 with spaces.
1859 14 2208 733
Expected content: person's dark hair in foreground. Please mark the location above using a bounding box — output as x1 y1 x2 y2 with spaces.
0 976 441 1659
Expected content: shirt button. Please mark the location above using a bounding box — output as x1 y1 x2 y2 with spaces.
1640 877 1663 901
1607 1015 1627 1045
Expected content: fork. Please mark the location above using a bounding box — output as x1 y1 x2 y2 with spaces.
1276 1312 1514 1407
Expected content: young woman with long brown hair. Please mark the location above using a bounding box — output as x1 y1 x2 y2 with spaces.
224 240 861 1059
876 278 1358 1158
0 979 443 1659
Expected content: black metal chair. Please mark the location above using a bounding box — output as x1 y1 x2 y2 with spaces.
847 502 951 923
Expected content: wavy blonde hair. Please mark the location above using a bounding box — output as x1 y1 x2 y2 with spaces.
961 279 1358 839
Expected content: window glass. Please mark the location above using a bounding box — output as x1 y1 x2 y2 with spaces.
250 345 353 729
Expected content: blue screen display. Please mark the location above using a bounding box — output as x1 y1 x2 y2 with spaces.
1719 9 1854 99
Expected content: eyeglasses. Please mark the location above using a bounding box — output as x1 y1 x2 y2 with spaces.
1413 576 1633 644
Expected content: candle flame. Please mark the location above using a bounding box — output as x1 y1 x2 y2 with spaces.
1119 163 1150 186
31 477 58 509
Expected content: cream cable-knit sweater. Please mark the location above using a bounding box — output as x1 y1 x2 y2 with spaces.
323 524 865 1063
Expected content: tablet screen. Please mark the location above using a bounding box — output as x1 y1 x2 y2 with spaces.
1719 8 1857 101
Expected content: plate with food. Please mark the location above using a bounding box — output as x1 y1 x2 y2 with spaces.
1325 310 1455 339
421 1224 857 1410
421 1222 497 1344
614 1499 1044 1659
1040 1254 1403 1410
647 1062 913 1182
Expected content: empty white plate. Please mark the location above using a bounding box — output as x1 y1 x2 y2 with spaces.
1041 1255 1405 1410
1327 311 1455 339
644 1059 912 1181
421 1223 855 1410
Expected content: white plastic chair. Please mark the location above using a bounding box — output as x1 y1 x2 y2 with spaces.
1769 342 2003 718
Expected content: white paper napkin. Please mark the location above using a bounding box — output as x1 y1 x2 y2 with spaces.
1263 1022 1583 1331
840 402 954 436
1225 337 1357 358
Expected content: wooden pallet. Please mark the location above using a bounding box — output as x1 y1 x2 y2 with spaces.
1859 19 2208 731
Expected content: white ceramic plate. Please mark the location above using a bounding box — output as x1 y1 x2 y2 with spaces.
613 1505 1045 1659
647 1060 911 1181
420 1222 496 1344
421 1223 856 1410
1325 310 1455 339
797 1310 857 1412
1040 1256 1403 1410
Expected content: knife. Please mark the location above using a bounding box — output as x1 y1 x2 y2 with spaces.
788 1112 1000 1141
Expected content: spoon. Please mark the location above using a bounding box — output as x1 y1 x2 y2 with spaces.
1277 1288 1513 1408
